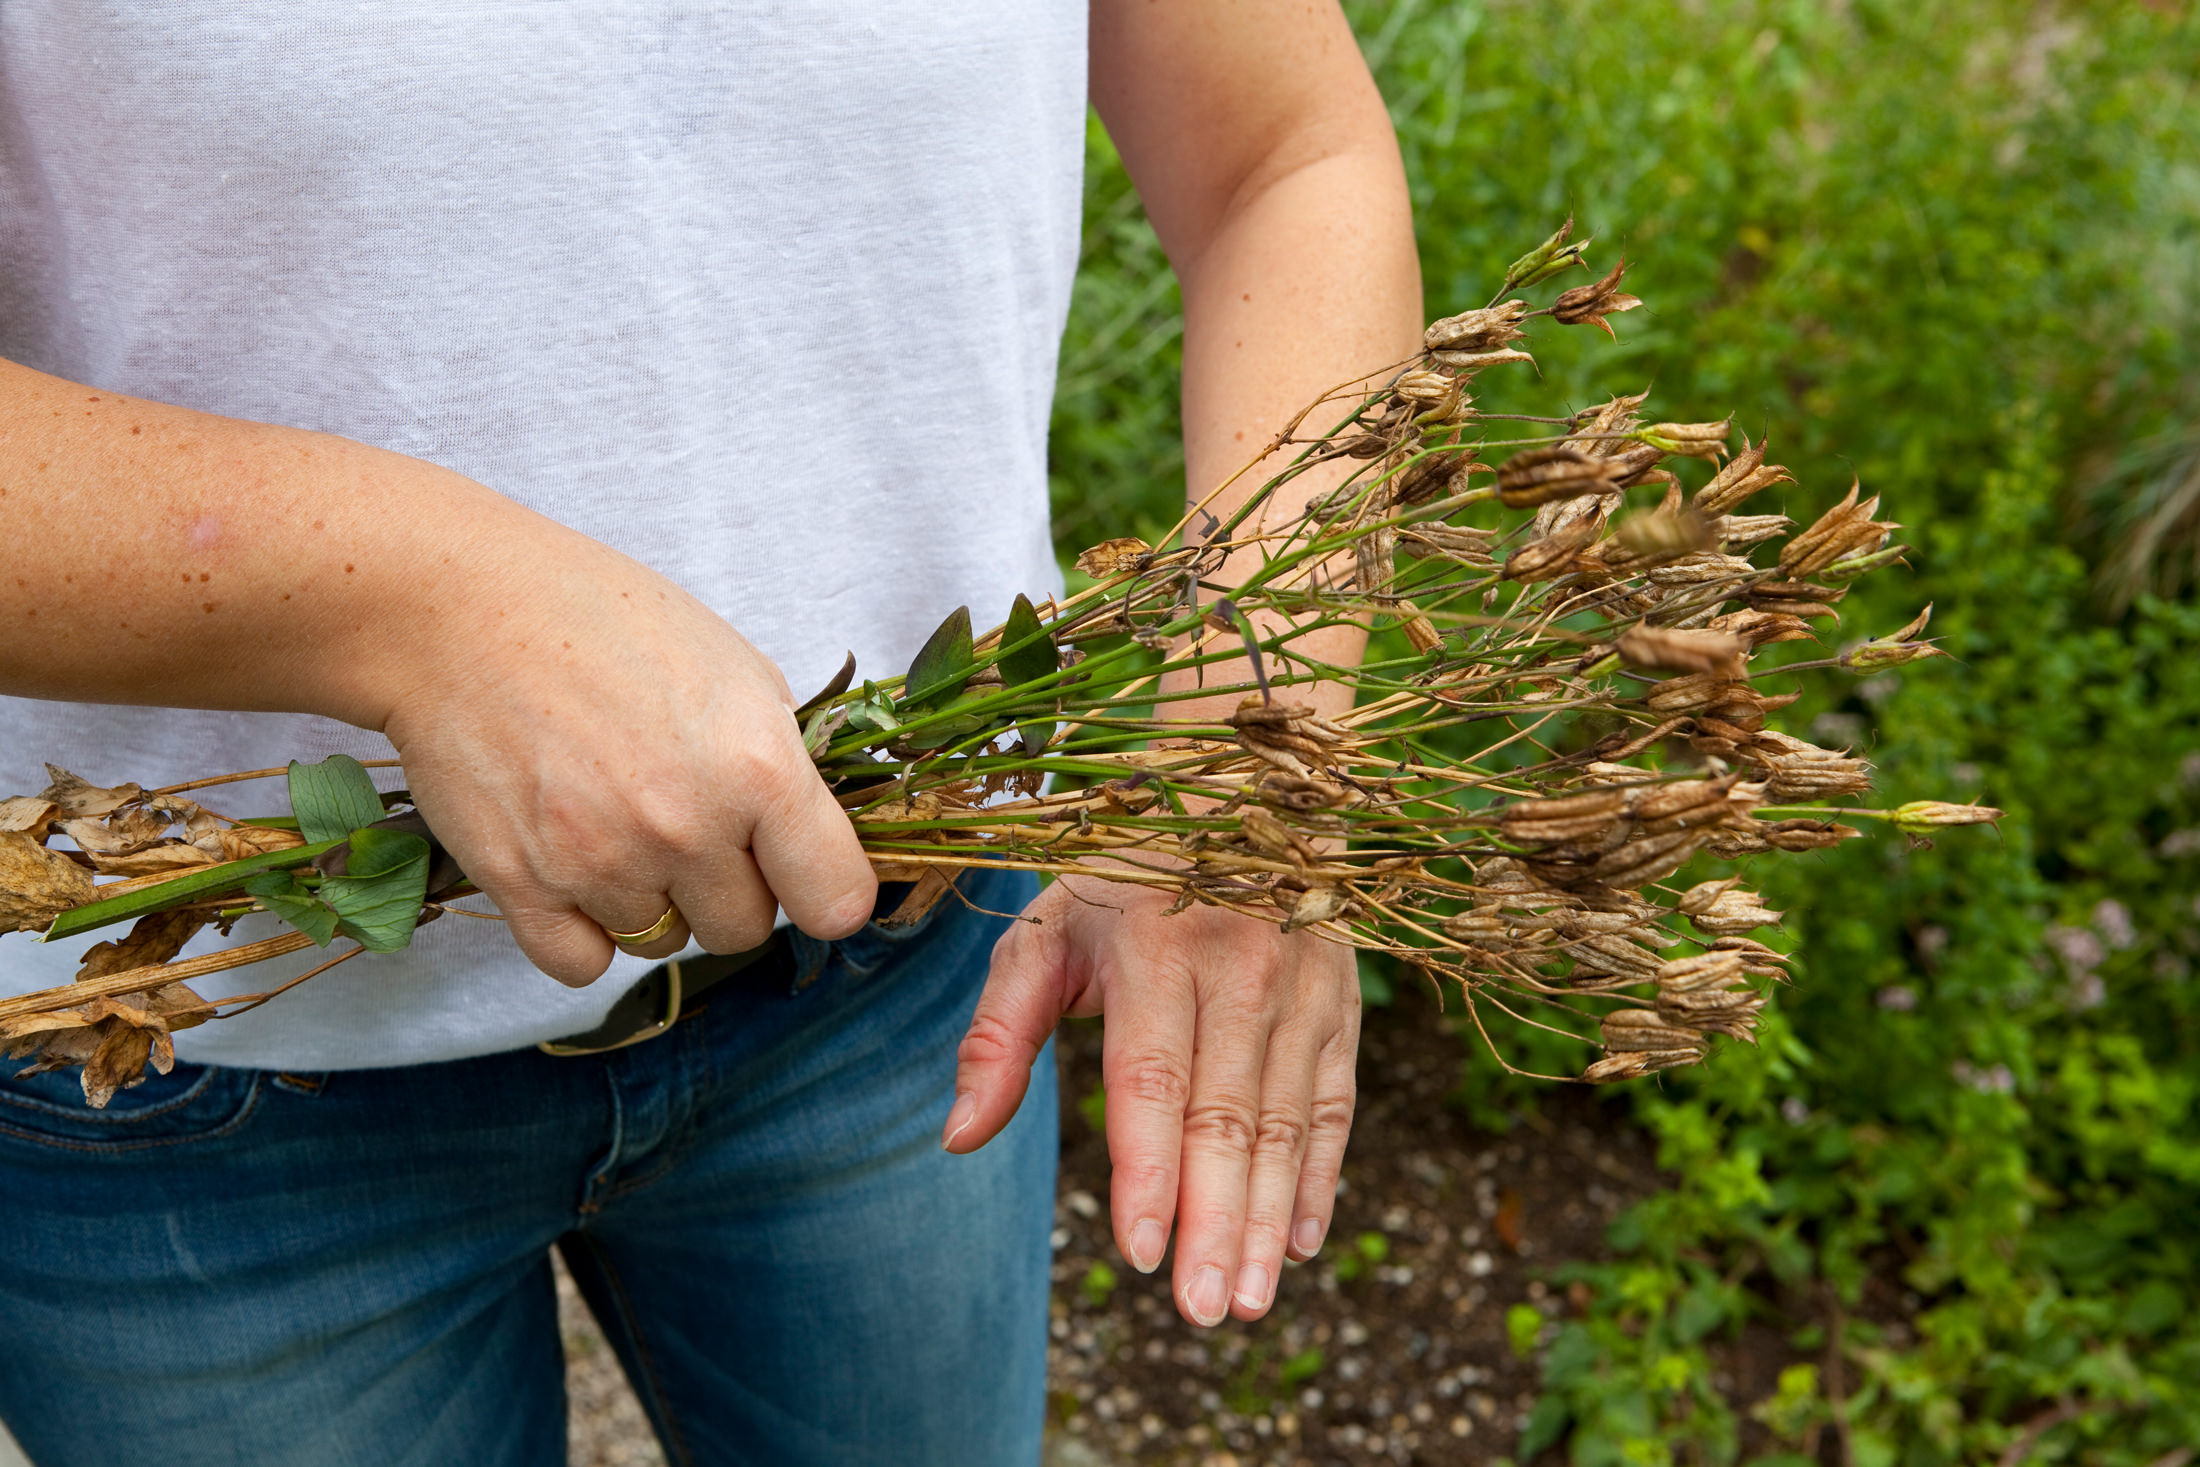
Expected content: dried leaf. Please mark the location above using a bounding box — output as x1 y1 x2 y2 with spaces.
0 796 56 834
0 829 95 933
38 766 141 819
76 909 206 980
1073 537 1151 579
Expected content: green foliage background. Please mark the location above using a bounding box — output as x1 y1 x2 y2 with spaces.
1050 2 2200 1461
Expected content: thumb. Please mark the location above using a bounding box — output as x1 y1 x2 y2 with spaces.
942 914 1074 1155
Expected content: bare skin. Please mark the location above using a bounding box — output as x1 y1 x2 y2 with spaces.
0 0 1415 1334
0 363 877 976
944 1 1421 1328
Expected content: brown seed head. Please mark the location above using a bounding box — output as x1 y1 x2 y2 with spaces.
1582 1049 1702 1083
1073 537 1152 579
1641 419 1733 460
1615 625 1747 676
1422 300 1531 354
1550 258 1644 338
1503 524 1599 582
1781 485 1898 577
1691 439 1796 516
1497 445 1619 508
1613 507 1716 562
1707 609 1815 647
1601 1007 1709 1054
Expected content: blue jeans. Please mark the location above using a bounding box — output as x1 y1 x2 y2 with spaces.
0 868 1054 1467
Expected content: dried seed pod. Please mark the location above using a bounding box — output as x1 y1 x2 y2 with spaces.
1256 771 1349 811
1781 485 1898 577
1497 789 1633 848
1615 626 1747 676
1841 605 1940 671
1762 749 1872 800
1643 552 1758 588
1642 672 1746 713
1399 609 1445 655
1655 957 1764 1039
1707 609 1815 647
1635 778 1742 831
1892 801 2005 832
1353 526 1399 595
1567 933 1666 979
1764 818 1863 851
1442 908 1510 945
1600 1007 1708 1054
1582 828 1706 888
1392 368 1457 403
1604 444 1669 488
1582 1049 1702 1083
1428 347 1536 372
1279 885 1352 933
1504 524 1598 582
1655 950 1748 991
1641 419 1733 459
1394 450 1480 506
1497 446 1618 508
1073 537 1152 578
1714 512 1795 549
1566 392 1650 454
1709 936 1793 979
1612 507 1715 562
1550 258 1643 338
1691 438 1795 516
1678 879 1784 935
1423 300 1531 354
1750 579 1845 605
1399 523 1498 564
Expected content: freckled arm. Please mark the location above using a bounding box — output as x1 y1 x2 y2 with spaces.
0 356 579 731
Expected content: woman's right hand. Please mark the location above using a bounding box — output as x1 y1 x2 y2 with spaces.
372 515 878 985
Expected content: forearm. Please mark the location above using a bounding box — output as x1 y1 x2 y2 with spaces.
1171 146 1421 720
0 356 574 728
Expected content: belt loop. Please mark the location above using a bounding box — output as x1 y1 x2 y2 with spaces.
788 933 834 994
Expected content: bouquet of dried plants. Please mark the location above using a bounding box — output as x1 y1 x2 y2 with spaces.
0 220 1999 1107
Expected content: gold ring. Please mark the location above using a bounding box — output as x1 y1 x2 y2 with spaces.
604 905 681 946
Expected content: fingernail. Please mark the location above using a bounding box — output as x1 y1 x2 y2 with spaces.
1128 1217 1166 1274
941 1093 976 1151
1181 1265 1228 1327
1234 1261 1272 1312
1294 1218 1325 1257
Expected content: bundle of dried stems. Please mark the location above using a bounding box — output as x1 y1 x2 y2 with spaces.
0 221 2000 1106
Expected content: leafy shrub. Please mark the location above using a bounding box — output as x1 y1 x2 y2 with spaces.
1052 0 2200 1459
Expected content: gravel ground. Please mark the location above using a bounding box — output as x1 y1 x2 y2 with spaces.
562 991 1663 1466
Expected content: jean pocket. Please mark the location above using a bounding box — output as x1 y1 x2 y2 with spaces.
832 866 1039 981
0 1059 261 1153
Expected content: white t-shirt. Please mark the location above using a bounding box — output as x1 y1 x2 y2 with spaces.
0 3 1085 1068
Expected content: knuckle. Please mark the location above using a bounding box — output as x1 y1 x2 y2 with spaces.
1111 1051 1192 1113
957 1010 1038 1071
1254 1110 1310 1161
1182 1098 1259 1154
1310 1091 1358 1135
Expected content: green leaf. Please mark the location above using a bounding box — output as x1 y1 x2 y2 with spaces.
903 605 974 705
288 756 388 844
241 871 340 947
793 650 858 720
997 593 1059 690
40 837 345 942
320 827 431 953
